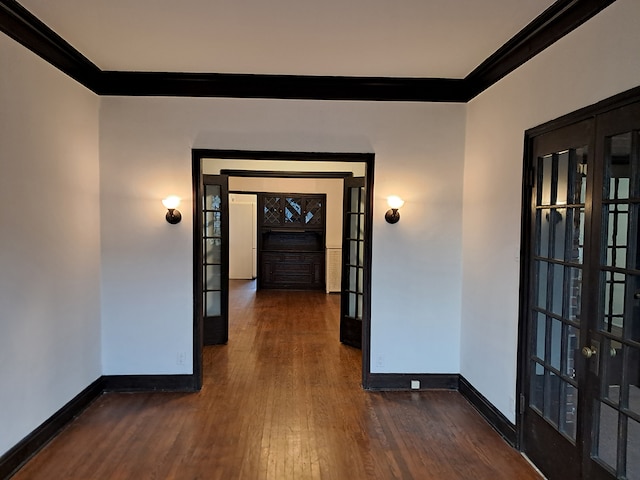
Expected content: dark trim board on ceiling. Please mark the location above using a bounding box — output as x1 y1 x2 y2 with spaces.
0 0 100 89
99 72 468 103
465 0 617 99
0 0 618 102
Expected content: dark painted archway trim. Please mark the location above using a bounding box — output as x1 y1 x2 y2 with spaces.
0 0 617 102
192 149 375 390
221 169 353 179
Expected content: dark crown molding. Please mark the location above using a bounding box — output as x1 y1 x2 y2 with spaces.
465 0 617 99
98 71 467 102
0 0 101 89
0 0 617 102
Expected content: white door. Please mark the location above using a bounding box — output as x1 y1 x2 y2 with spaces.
229 198 256 279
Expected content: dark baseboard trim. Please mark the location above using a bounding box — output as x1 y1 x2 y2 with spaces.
459 375 517 447
102 374 197 393
0 372 518 479
365 373 517 448
0 377 104 480
0 374 198 479
365 373 459 391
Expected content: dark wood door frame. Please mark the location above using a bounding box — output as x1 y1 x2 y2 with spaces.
517 86 640 477
192 149 375 390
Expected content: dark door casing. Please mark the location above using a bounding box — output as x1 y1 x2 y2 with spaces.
519 89 640 480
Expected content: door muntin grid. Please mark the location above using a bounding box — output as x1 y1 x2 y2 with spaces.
346 185 364 321
530 146 588 442
592 130 640 479
204 184 222 317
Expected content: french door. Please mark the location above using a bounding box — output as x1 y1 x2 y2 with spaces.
523 119 593 480
521 96 640 480
201 174 229 345
340 176 365 348
586 102 640 480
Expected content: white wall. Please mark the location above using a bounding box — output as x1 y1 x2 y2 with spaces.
0 34 101 455
99 98 466 375
2 0 638 461
461 0 640 422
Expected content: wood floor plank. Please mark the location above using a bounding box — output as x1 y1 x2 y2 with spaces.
11 280 542 479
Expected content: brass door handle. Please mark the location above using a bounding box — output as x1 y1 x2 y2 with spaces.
582 346 597 358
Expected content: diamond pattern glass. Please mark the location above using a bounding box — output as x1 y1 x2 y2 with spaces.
263 196 281 225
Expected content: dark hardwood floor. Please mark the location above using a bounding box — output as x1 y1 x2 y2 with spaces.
11 280 542 479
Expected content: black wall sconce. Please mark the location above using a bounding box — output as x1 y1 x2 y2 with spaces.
162 196 182 224
385 195 404 224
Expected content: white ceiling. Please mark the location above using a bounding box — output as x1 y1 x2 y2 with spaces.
19 0 556 78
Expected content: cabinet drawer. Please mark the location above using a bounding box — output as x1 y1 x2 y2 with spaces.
260 252 324 289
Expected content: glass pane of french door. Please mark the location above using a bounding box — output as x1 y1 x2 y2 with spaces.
340 177 365 348
202 175 229 345
589 123 640 479
523 97 640 480
531 146 588 439
523 119 593 480
204 184 222 317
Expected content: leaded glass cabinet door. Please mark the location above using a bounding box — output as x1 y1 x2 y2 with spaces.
586 102 640 480
284 196 304 224
262 195 282 226
340 177 365 349
522 120 594 480
304 197 323 226
202 174 229 345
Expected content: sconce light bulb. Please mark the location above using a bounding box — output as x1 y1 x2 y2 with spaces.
387 195 405 210
163 195 182 224
162 195 181 209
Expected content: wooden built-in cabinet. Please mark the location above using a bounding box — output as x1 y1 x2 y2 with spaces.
258 194 326 290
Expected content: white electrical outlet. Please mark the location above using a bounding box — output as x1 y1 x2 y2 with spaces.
375 355 384 368
411 380 420 390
